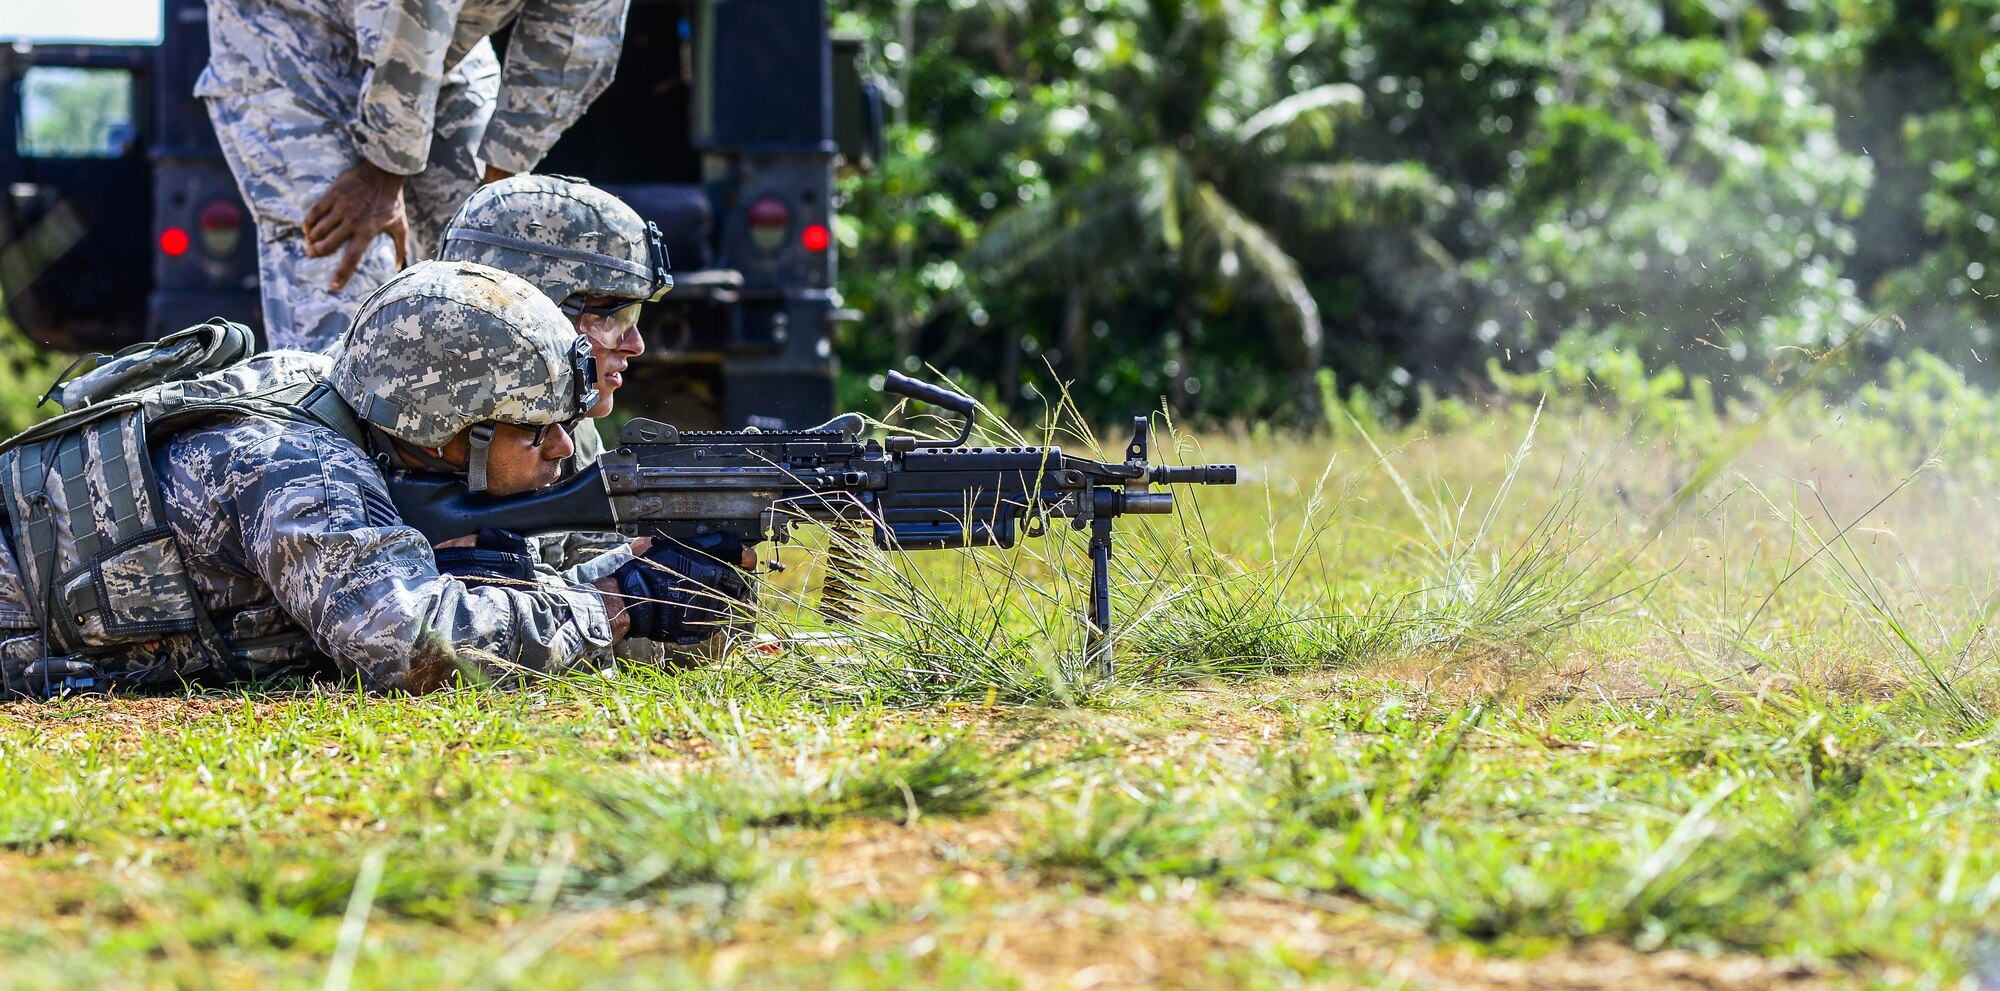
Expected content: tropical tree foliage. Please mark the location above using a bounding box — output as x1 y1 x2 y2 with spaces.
959 0 1448 411
832 0 2000 420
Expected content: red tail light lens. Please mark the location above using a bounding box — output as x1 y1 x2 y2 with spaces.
746 197 789 253
801 223 831 253
159 227 190 257
198 200 244 257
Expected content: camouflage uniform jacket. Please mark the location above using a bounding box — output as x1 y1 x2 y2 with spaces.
150 410 615 691
196 0 627 176
0 404 614 694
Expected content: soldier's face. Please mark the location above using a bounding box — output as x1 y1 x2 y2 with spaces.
487 422 575 496
574 298 646 418
438 422 576 497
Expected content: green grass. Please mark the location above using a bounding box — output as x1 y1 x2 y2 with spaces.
11 384 2000 989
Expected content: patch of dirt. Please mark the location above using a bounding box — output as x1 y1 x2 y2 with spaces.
0 695 290 755
0 682 1881 988
700 816 1845 990
1348 630 1923 718
0 771 1865 990
1422 941 1831 991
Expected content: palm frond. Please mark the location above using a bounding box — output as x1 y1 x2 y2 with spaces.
1234 83 1366 147
964 174 1141 279
965 0 1033 22
1187 180 1323 369
1276 161 1454 225
1136 148 1188 252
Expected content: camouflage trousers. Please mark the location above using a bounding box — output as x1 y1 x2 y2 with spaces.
200 44 499 352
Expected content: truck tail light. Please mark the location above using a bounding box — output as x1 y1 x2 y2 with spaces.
198 200 244 257
746 196 789 253
801 223 830 253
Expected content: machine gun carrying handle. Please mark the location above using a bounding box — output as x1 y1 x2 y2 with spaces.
883 370 977 417
882 370 977 448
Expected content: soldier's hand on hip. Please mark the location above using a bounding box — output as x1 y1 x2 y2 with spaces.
303 160 411 292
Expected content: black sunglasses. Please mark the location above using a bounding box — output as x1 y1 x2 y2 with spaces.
519 421 564 448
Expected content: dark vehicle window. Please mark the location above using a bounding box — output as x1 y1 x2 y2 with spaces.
17 66 136 158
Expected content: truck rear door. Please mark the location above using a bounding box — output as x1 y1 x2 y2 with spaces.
0 44 154 353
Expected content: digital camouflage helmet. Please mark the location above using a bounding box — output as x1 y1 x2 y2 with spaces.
329 261 599 492
440 175 673 317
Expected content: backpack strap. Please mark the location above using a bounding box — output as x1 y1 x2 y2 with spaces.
151 381 369 445
290 382 372 451
0 397 147 640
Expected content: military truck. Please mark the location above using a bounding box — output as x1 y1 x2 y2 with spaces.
0 0 881 429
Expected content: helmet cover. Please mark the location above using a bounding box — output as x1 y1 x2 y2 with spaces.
440 174 671 308
329 260 589 449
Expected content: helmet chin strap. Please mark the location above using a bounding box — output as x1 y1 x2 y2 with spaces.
465 423 495 494
367 423 489 494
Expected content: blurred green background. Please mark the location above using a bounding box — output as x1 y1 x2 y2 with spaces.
7 0 1999 429
825 0 2000 423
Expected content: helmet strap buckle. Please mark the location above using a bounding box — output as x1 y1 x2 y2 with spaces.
466 423 496 494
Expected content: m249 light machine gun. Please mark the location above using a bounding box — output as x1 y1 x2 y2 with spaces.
385 373 1239 669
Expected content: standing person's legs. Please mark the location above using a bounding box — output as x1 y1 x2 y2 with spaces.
405 40 501 262
204 89 402 352
197 0 398 351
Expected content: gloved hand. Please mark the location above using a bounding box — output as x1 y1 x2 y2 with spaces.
433 529 537 588
611 534 755 644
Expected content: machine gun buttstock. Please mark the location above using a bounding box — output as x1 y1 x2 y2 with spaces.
384 467 619 545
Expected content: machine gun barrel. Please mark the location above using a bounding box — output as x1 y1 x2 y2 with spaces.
1153 464 1237 485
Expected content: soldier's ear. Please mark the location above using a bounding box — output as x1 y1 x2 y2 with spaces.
435 432 470 468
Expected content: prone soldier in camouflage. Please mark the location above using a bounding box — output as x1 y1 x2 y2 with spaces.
195 0 630 352
0 261 729 697
437 174 666 572
433 176 754 662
